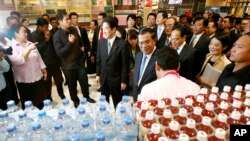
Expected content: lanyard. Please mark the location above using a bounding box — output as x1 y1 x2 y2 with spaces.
162 70 180 78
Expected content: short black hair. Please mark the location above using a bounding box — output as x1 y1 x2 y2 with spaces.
209 20 218 29
193 16 208 27
42 14 49 19
212 33 231 54
50 17 57 22
180 14 187 19
10 11 21 19
234 17 242 25
6 16 19 26
127 14 136 22
147 13 156 20
211 13 220 22
36 18 49 27
155 47 179 70
157 10 168 19
136 16 143 20
91 19 98 26
139 27 156 40
56 11 67 21
69 12 78 19
21 18 29 24
127 28 138 40
103 16 118 29
172 25 187 37
99 12 107 18
224 16 234 24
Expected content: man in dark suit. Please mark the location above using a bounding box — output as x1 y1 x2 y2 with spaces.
155 11 167 49
186 17 210 78
171 26 196 81
53 11 95 108
133 28 157 101
96 17 130 108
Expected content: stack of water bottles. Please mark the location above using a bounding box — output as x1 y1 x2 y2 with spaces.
0 95 138 141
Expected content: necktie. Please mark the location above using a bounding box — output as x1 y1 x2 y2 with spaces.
100 28 103 39
107 41 111 55
189 35 196 47
139 55 147 79
157 27 162 40
77 27 81 37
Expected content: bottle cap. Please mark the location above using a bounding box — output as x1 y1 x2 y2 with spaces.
102 116 111 124
202 116 211 126
81 119 90 128
80 97 87 104
211 86 219 93
163 109 172 118
96 132 105 140
232 100 242 108
54 122 63 130
157 100 165 108
178 133 189 141
7 123 16 132
219 101 229 109
62 99 69 105
218 113 227 123
231 110 241 120
196 131 208 141
145 111 154 120
178 108 187 117
223 85 231 92
194 107 202 115
125 117 133 125
78 107 86 115
245 84 250 91
244 98 250 106
24 101 32 108
205 103 214 111
38 110 46 118
119 106 126 113
209 94 217 102
233 91 241 99
200 88 208 95
244 108 250 117
43 99 51 106
171 99 179 107
137 95 143 101
18 111 27 119
141 102 149 110
169 120 179 131
246 91 250 98
235 85 243 92
220 92 228 100
215 128 226 139
99 104 106 111
32 121 41 130
58 109 66 116
158 137 168 141
151 123 161 134
122 95 129 102
196 95 204 103
186 118 196 128
185 98 193 106
100 95 106 101
6 100 15 108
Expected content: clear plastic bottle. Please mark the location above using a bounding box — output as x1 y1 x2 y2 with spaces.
95 104 113 130
6 100 22 121
116 95 133 118
182 98 194 113
214 101 229 116
96 132 105 141
188 107 202 123
75 107 94 130
78 119 96 141
180 118 197 140
164 120 180 140
57 109 74 133
119 117 138 141
196 116 213 136
158 109 172 127
53 121 68 141
0 111 16 132
166 99 179 114
115 106 131 130
30 121 53 141
99 116 117 141
16 111 33 136
5 123 28 141
96 95 112 113
211 113 229 131
24 101 39 121
202 103 215 119
208 128 226 141
77 97 94 117
62 98 77 119
42 99 58 120
193 95 205 109
37 110 54 134
227 110 241 125
145 123 162 141
174 108 188 125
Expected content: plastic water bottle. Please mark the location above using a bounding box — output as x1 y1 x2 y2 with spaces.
75 107 94 129
57 109 74 133
24 101 39 121
5 123 28 141
6 100 23 121
16 111 33 137
115 106 131 130
78 119 96 141
77 97 93 118
96 95 112 113
42 99 58 120
62 99 77 119
116 96 134 117
95 104 113 129
98 116 117 141
53 122 68 141
0 111 16 132
96 132 105 141
119 117 138 141
37 110 54 134
30 121 53 141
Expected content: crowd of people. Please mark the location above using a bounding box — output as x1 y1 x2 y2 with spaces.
0 10 249 110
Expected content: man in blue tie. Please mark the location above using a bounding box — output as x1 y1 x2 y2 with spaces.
132 28 157 101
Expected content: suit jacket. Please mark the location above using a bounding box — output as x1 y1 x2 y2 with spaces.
96 36 130 88
186 34 211 77
133 50 157 100
155 26 167 49
91 27 100 57
178 43 196 81
79 27 90 51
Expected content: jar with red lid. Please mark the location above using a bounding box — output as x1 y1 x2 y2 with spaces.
174 108 188 125
158 109 172 128
229 91 242 103
188 107 202 123
153 100 165 117
182 98 194 113
145 123 162 141
207 94 219 108
227 110 241 125
208 128 226 141
197 88 209 102
137 101 149 123
214 101 229 116
167 99 179 114
140 111 157 135
196 116 213 136
193 95 205 109
240 108 250 124
180 118 197 140
228 100 242 113
212 113 229 131
202 103 215 119
164 120 180 140
242 98 250 111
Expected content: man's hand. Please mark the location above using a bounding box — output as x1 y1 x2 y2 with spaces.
96 76 100 84
41 68 47 81
121 83 127 91
28 42 38 51
90 56 95 63
68 34 76 43
81 47 85 53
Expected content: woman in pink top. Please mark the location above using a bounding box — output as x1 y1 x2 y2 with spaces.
8 24 47 109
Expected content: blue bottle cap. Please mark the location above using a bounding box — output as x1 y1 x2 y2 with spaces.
18 111 27 119
24 101 32 108
0 111 8 118
7 100 15 108
7 123 16 132
100 95 106 101
99 104 106 111
125 117 133 125
119 106 126 113
32 122 41 130
38 110 46 118
80 98 87 104
43 99 51 106
54 122 63 130
69 133 80 141
102 116 111 124
122 95 129 102
62 99 69 105
78 107 86 115
58 109 66 116
81 119 90 128
96 132 105 141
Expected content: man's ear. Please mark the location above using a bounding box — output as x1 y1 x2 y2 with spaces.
155 61 161 71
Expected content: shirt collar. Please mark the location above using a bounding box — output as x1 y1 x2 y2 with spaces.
144 46 156 58
108 35 116 47
177 42 186 54
193 32 203 39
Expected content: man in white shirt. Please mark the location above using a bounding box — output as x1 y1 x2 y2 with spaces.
139 47 200 101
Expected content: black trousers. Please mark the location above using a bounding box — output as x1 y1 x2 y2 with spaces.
101 79 123 108
63 67 90 103
16 79 46 109
44 64 65 100
0 86 12 110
